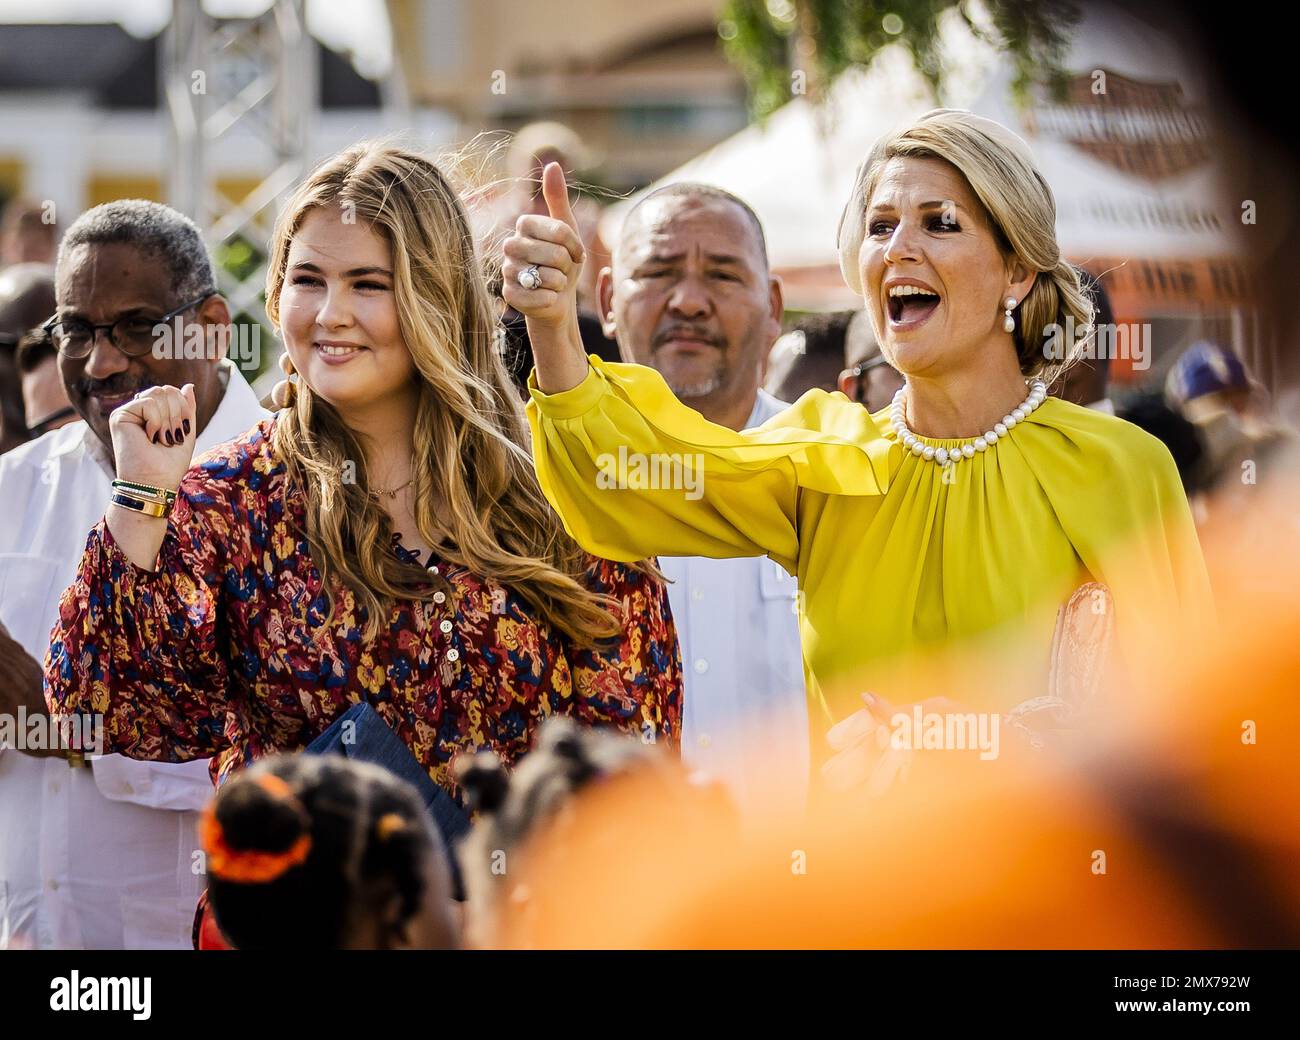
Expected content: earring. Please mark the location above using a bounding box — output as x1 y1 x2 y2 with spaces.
271 379 296 409
1002 296 1017 334
273 351 297 409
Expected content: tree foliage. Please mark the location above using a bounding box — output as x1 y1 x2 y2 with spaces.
718 0 1081 118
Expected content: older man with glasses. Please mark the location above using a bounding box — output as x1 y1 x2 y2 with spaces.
0 199 266 949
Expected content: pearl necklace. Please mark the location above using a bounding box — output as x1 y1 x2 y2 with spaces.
889 379 1047 466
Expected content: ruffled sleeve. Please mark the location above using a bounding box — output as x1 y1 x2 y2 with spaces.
527 357 892 574
43 454 252 763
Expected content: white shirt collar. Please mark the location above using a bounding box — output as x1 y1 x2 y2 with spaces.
44 417 93 462
746 388 789 430
195 359 269 453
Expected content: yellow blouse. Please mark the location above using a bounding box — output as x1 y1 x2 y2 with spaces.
527 357 1213 735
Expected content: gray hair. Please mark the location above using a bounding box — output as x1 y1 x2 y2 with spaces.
56 199 215 305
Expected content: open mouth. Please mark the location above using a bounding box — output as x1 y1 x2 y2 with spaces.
886 284 941 328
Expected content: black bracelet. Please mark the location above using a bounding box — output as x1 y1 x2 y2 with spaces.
110 492 169 518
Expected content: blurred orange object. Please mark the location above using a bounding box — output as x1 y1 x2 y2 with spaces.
493 470 1299 949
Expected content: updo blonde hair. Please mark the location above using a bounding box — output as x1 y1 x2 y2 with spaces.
836 108 1094 382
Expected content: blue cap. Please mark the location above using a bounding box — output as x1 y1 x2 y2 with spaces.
1166 341 1249 404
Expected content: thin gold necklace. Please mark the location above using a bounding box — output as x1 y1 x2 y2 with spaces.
371 477 414 499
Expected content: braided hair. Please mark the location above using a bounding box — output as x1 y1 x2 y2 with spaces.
201 755 453 949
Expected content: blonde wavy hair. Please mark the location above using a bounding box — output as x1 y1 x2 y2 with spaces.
266 142 624 645
837 108 1094 383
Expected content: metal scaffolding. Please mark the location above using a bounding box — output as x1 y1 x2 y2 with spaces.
160 0 315 328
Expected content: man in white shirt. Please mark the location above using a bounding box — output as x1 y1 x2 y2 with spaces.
0 199 268 948
595 183 808 813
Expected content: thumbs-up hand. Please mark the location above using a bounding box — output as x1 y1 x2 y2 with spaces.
502 161 586 330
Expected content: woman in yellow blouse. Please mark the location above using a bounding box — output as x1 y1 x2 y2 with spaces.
502 109 1213 742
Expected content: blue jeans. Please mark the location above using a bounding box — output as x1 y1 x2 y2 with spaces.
305 701 469 898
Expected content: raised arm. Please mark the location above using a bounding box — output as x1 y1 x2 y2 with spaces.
501 161 591 395
44 388 240 762
504 166 891 571
104 382 200 570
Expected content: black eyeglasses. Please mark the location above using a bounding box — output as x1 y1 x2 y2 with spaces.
27 405 78 438
43 292 215 360
850 355 893 380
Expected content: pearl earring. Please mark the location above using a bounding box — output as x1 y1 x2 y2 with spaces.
1002 296 1017 334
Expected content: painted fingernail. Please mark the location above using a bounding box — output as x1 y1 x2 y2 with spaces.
174 427 184 442
182 419 191 435
164 431 174 446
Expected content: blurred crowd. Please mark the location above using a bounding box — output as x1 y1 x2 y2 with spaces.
0 108 1296 953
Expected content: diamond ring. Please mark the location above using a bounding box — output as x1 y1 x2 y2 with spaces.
517 265 542 291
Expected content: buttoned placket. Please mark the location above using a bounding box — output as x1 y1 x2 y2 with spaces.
393 536 461 684
423 562 460 682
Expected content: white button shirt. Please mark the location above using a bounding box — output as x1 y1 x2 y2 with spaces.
0 361 268 949
662 389 809 816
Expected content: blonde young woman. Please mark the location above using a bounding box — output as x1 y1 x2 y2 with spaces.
506 109 1212 759
45 144 682 799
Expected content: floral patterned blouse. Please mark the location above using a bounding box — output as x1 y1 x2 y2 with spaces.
44 418 682 799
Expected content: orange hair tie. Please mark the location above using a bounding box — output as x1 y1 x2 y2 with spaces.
254 774 298 800
200 774 313 884
375 812 407 841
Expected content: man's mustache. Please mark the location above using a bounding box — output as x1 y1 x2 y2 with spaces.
76 375 154 398
652 326 723 349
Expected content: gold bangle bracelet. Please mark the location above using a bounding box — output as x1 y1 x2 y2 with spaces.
110 492 170 518
114 490 173 506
